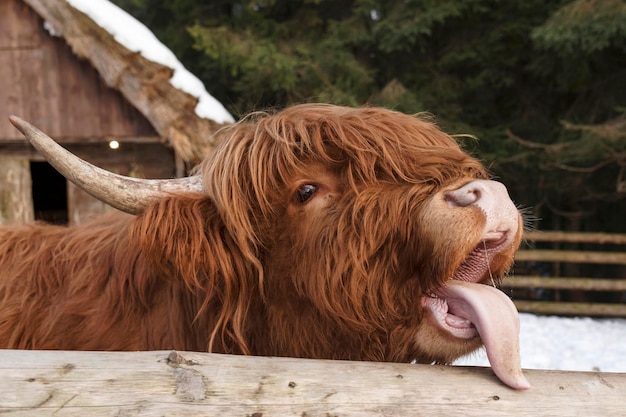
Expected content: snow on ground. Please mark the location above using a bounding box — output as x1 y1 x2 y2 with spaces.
454 313 626 373
66 0 234 124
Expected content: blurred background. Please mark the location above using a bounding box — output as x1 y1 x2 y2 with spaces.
112 0 626 235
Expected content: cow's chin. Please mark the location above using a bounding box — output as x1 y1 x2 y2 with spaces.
413 318 484 365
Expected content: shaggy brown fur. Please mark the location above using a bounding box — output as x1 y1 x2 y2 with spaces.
0 104 517 365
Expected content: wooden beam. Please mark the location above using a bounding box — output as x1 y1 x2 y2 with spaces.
515 249 626 265
0 157 34 224
0 136 163 144
0 350 624 416
524 231 626 245
505 275 626 291
513 301 626 317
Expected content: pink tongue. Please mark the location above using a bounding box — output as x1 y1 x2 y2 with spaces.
439 280 530 390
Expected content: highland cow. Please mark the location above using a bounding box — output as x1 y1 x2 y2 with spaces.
1 104 529 389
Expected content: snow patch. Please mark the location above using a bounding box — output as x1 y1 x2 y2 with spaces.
43 21 61 37
454 313 626 372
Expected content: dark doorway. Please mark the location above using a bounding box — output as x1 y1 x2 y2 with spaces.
30 161 68 224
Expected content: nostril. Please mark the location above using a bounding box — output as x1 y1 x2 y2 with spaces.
445 186 482 207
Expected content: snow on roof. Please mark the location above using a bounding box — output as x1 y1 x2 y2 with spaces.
67 0 234 124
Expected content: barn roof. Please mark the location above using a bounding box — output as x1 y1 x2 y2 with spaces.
15 0 234 163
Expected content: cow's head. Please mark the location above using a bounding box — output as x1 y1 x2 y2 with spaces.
9 104 528 389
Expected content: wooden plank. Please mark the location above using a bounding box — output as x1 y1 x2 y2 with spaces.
0 144 43 160
67 181 113 225
524 231 626 245
0 135 162 144
504 276 626 291
0 157 34 224
0 0 41 49
515 249 626 265
0 350 624 416
514 301 626 317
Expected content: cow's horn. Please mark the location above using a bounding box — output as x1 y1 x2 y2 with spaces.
9 116 203 215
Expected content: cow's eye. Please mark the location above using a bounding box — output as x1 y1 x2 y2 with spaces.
296 184 318 203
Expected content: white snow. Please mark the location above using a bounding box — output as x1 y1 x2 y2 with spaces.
454 313 626 373
43 21 61 37
66 0 234 124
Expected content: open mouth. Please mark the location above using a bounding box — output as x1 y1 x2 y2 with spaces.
426 292 478 339
424 236 506 339
454 232 509 282
421 232 530 390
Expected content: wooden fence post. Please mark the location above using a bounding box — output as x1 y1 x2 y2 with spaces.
0 157 34 224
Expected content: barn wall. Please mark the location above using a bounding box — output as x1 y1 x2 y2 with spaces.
0 0 157 140
0 142 176 225
66 143 176 225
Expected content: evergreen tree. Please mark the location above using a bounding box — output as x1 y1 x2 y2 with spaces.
111 0 626 232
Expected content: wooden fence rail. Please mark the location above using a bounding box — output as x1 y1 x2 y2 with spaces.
506 231 626 317
505 276 626 292
515 250 626 265
524 231 626 245
1 349 625 416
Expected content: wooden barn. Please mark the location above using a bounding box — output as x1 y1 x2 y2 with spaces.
0 0 232 225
